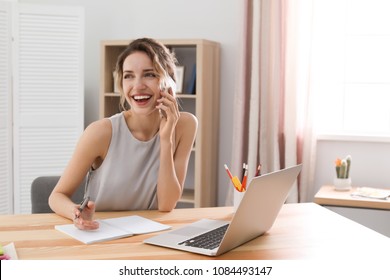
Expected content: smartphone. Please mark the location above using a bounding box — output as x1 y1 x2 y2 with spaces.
159 75 177 118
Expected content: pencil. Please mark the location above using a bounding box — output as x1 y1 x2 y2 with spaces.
241 163 246 182
241 167 248 190
224 164 244 192
232 176 243 192
255 164 262 177
224 164 233 180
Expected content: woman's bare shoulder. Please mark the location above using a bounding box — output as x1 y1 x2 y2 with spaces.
176 112 198 142
85 118 111 135
82 118 112 147
178 111 198 128
86 118 111 130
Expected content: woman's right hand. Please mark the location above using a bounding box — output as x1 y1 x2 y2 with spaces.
73 200 99 230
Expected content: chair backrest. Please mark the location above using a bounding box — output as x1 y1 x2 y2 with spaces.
31 176 85 213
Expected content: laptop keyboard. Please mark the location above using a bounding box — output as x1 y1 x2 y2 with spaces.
178 224 229 250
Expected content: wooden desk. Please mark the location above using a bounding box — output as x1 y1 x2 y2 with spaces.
0 203 389 260
314 185 390 237
314 185 390 210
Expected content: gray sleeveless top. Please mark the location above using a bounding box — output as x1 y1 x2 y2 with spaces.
85 112 159 211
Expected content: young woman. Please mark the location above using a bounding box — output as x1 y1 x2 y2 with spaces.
49 38 198 230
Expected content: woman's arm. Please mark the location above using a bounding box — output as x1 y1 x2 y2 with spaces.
157 109 198 211
48 119 111 226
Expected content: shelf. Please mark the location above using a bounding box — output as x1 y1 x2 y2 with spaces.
100 39 220 207
177 94 196 99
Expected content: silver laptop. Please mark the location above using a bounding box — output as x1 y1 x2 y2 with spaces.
144 164 302 256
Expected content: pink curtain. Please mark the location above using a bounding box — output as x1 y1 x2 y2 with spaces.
227 0 317 204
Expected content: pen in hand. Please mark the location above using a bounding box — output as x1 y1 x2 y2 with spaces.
75 196 90 220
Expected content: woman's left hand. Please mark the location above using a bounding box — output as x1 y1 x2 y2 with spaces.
157 89 180 140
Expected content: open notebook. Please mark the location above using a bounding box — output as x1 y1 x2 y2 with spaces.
55 215 171 244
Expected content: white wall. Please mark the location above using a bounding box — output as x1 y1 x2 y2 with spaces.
314 137 390 194
19 0 243 206
20 0 390 207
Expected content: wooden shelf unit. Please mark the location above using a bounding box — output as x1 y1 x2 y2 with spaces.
99 39 220 207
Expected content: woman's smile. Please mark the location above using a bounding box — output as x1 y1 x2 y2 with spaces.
132 94 153 104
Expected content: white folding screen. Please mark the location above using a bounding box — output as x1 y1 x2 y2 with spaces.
0 2 13 214
0 3 84 214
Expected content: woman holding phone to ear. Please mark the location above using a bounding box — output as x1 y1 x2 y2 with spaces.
49 38 198 230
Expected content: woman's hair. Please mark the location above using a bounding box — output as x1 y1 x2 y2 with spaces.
115 38 178 111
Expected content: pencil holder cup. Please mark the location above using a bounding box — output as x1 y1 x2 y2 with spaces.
233 189 245 212
334 177 352 191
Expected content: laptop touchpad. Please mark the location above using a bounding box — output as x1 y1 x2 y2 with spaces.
170 226 205 237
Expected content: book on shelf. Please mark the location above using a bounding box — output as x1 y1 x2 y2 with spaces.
112 71 120 93
55 215 171 244
186 64 196 94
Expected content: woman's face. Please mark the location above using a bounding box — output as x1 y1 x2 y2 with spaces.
122 51 161 115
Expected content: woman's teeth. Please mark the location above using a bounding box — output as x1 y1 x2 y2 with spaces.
133 95 151 101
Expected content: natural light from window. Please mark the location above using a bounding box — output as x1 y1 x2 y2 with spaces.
312 0 390 138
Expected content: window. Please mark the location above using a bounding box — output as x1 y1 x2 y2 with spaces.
312 0 390 137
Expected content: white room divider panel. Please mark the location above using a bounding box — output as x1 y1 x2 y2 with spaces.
0 2 13 214
0 2 84 214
